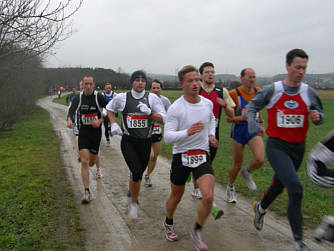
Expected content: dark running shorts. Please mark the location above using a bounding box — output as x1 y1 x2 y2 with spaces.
78 127 102 154
151 133 163 143
170 152 214 186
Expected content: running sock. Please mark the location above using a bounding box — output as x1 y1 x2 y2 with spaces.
228 184 234 188
246 167 251 173
85 188 90 192
165 217 173 225
194 222 203 231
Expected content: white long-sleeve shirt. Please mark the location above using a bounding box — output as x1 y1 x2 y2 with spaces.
106 89 166 123
164 95 216 154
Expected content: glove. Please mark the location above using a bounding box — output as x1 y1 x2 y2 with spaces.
102 108 107 117
223 88 236 108
110 122 123 136
137 102 151 115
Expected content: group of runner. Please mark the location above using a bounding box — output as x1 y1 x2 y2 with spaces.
65 48 328 251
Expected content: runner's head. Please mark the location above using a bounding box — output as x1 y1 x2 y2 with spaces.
240 68 256 88
130 70 147 93
199 62 215 85
178 65 201 97
104 83 112 94
150 79 163 96
285 49 308 85
71 87 77 94
82 76 95 95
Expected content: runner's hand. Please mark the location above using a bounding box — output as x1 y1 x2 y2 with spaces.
110 122 123 136
67 118 72 128
187 121 204 136
137 102 151 115
209 135 218 147
310 110 320 123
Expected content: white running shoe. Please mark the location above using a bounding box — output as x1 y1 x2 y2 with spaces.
192 188 202 199
82 190 91 204
128 202 138 219
225 185 237 203
314 215 334 242
295 241 308 251
253 201 266 230
241 168 257 191
191 228 208 251
96 168 102 178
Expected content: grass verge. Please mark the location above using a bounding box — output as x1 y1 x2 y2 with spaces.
0 105 84 250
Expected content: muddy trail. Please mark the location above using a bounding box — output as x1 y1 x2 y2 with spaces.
38 96 332 251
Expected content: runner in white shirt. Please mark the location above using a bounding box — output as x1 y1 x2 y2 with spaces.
163 65 217 251
106 70 166 219
144 79 171 187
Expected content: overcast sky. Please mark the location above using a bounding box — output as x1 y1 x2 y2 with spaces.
45 0 334 76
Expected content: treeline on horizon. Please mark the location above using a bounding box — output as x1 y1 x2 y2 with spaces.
44 67 334 91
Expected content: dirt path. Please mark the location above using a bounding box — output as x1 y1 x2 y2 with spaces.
38 96 331 251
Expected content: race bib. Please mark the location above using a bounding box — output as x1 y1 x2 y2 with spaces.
152 124 162 134
81 113 98 125
277 112 304 128
181 150 207 168
126 114 148 128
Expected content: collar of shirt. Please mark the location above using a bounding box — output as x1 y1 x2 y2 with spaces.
131 89 145 99
201 83 215 93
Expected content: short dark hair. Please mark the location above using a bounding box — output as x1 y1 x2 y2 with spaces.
151 79 163 89
178 65 198 82
199 62 214 74
286 49 309 65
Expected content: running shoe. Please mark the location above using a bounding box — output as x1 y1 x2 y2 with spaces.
211 204 224 220
192 188 202 199
314 216 334 242
191 228 208 251
106 139 110 147
241 168 257 191
96 168 102 178
253 201 266 230
163 221 179 241
295 241 308 251
128 202 138 219
225 185 237 203
144 174 152 187
82 190 91 204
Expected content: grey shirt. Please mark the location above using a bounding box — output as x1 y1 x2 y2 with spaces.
247 80 324 134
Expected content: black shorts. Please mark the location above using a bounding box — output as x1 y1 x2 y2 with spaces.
78 127 102 154
170 152 214 186
121 135 152 182
151 133 163 143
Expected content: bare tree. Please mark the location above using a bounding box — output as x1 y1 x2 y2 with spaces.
0 0 83 59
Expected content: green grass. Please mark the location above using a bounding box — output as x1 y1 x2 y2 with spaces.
0 106 84 250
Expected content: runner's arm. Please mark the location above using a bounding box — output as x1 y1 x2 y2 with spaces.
164 106 188 144
247 84 274 134
149 93 166 124
308 87 324 125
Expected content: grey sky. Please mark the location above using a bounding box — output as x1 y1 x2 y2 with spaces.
45 0 334 76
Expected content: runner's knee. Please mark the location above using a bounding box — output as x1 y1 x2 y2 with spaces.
131 171 143 182
288 181 303 201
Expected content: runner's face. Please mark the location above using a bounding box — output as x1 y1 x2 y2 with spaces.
132 77 146 92
83 77 95 94
180 71 201 97
286 57 308 84
241 69 256 88
201 66 215 85
150 82 161 96
105 85 111 94
72 88 76 94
